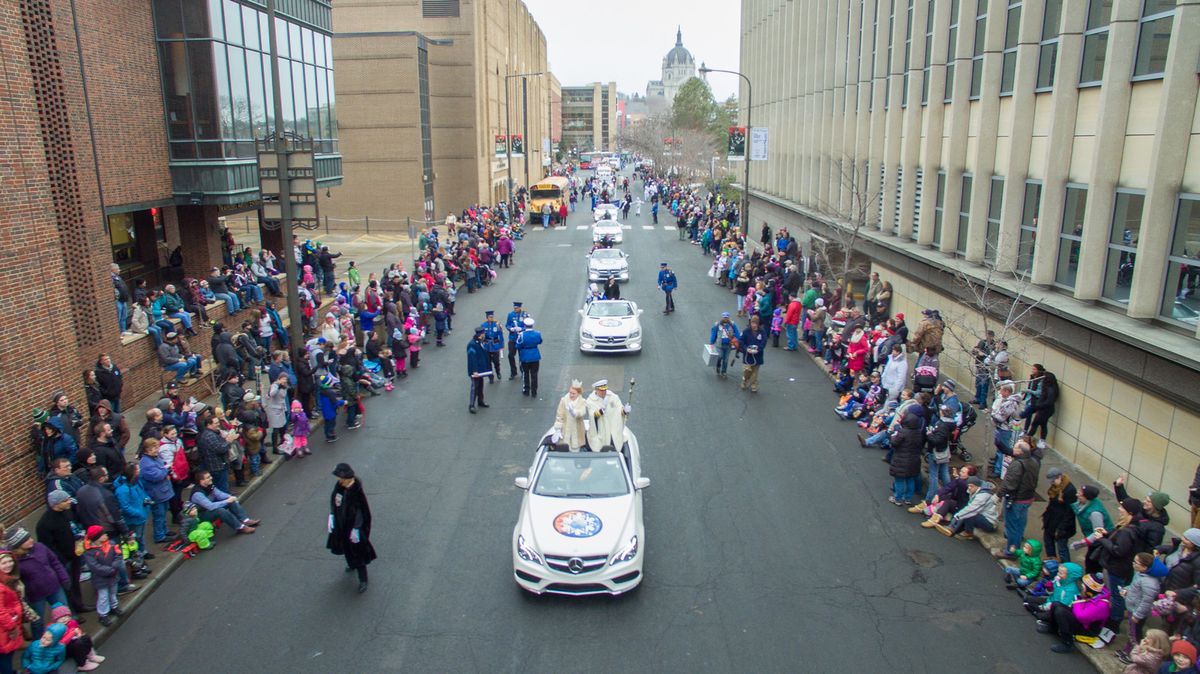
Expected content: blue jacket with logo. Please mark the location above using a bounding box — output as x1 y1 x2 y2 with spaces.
657 269 677 292
516 329 542 363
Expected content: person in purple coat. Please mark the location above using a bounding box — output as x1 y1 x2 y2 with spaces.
3 525 68 639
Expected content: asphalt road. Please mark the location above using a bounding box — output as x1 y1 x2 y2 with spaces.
100 175 1092 674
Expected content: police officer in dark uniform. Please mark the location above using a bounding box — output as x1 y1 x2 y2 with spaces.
504 301 528 380
479 310 504 384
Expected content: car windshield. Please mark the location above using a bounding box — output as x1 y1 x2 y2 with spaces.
596 222 620 229
533 453 629 497
531 188 561 200
592 249 623 260
587 302 634 317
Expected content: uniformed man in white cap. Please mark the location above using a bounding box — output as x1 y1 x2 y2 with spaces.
584 379 630 450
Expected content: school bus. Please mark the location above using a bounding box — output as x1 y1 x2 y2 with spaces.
529 176 570 221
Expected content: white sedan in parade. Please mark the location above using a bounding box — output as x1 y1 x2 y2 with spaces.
592 219 624 244
512 429 648 596
578 300 643 353
586 248 630 283
593 203 620 222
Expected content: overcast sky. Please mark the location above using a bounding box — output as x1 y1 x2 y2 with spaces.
521 0 742 101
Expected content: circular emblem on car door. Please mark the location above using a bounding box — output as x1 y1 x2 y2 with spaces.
567 557 585 574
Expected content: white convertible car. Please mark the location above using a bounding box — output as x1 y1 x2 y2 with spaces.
592 220 624 244
578 300 643 353
586 248 630 283
512 429 648 596
593 203 620 222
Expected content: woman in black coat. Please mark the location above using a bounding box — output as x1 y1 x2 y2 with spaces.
1025 371 1058 441
294 347 316 417
888 413 925 506
1090 498 1144 630
1041 469 1077 562
327 463 376 593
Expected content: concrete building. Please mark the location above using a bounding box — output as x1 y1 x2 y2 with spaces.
549 72 562 160
0 0 341 519
327 0 554 222
646 27 697 112
561 82 618 155
740 0 1200 524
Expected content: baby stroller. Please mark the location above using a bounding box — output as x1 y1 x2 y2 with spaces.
948 402 977 462
912 365 939 394
360 359 389 394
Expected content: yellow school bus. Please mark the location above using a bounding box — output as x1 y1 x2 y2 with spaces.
530 176 570 222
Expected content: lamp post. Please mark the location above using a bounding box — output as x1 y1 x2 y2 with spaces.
699 66 753 237
504 71 544 208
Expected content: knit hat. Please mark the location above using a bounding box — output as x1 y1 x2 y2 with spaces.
291 400 303 412
1184 528 1200 548
46 490 74 508
1042 559 1059 574
1081 485 1100 500
46 623 66 640
332 463 355 479
966 477 984 488
895 313 904 321
85 525 104 541
1172 639 1198 662
815 298 824 307
49 604 72 622
2 526 30 549
1149 491 1171 511
1121 498 1144 516
32 408 49 424
1082 573 1105 593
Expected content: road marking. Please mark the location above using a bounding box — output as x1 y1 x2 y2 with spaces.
576 225 589 230
555 243 572 247
554 225 567 230
621 225 632 230
641 225 655 230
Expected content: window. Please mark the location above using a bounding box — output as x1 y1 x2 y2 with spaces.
957 174 973 255
1163 195 1200 324
933 170 946 244
869 0 880 111
1000 1 1021 95
886 0 896 110
1133 0 1174 79
970 2 987 99
985 177 1004 263
421 0 460 17
1102 190 1145 302
1036 0 1062 90
1056 185 1087 287
1018 181 1042 273
912 167 924 240
902 0 914 107
945 0 960 102
922 0 934 104
1080 0 1113 86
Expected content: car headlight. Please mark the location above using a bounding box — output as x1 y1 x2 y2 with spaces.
517 534 544 566
609 535 638 566
629 329 641 339
581 330 593 339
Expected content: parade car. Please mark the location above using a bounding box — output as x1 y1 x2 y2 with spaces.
577 299 643 353
511 428 648 596
593 203 621 222
592 220 624 244
586 248 630 283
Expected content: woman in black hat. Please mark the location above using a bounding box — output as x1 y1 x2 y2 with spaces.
327 463 376 593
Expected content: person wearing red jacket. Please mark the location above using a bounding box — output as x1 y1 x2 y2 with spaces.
783 296 802 351
0 549 27 674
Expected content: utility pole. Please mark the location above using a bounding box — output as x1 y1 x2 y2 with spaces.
265 0 303 349
522 77 530 192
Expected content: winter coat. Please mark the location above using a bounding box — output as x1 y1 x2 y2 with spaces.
953 483 1001 527
888 415 924 478
710 321 740 347
466 340 491 377
113 476 149 526
925 418 954 464
327 479 376 568
1015 539 1044 579
95 362 123 404
265 382 289 429
516 329 543 363
81 541 123 580
846 333 869 372
1094 522 1144 581
15 543 68 602
139 454 173 503
880 353 908 397
1124 558 1169 620
1071 587 1111 628
1156 540 1200 592
75 482 122 534
1042 481 1079 540
1001 454 1041 501
738 325 769 366
1124 645 1166 674
197 427 230 474
291 410 310 439
553 393 588 450
1047 563 1084 606
907 317 944 354
35 508 78 567
21 635 65 674
0 583 22 654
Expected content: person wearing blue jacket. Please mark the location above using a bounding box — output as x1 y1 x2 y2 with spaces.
113 465 149 553
738 314 769 393
137 439 175 543
516 317 542 398
504 302 528 380
466 328 492 413
480 310 504 384
657 263 677 314
709 312 741 377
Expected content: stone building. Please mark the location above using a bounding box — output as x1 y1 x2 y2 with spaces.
646 27 697 113
561 82 618 155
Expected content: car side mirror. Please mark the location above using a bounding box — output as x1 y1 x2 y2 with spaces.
637 309 644 315
514 476 529 489
577 309 584 315
634 477 650 490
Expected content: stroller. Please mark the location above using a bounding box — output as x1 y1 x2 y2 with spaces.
912 365 939 394
948 401 977 462
360 359 389 394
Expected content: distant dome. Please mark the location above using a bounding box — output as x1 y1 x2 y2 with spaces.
665 27 694 67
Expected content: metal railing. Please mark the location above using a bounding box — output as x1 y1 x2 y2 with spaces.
221 214 442 237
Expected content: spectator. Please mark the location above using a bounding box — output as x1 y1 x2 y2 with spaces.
907 308 944 354
188 470 259 535
936 476 1000 539
47 393 84 448
113 463 150 555
93 354 123 413
996 439 1040 560
35 490 87 616
887 412 924 507
81 527 123 627
196 415 233 493
206 267 241 313
157 332 200 383
91 400 130 453
1041 468 1077 563
0 549 27 674
157 284 196 335
43 458 83 500
4 525 68 639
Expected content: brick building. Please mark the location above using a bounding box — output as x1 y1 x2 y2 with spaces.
0 0 342 521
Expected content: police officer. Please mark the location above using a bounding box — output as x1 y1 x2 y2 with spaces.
516 317 542 398
480 310 504 383
657 262 677 314
504 301 528 380
466 328 491 413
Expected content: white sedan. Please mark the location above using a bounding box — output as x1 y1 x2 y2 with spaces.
593 203 620 222
586 248 629 283
578 300 643 353
592 220 624 244
512 429 648 596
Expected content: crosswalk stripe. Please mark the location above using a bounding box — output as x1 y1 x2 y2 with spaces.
576 225 589 230
641 225 655 230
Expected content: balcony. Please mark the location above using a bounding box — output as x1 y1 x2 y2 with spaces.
170 152 342 206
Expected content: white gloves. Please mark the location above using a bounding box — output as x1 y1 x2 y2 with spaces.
350 529 360 544
623 404 632 414
327 515 334 533
551 429 563 444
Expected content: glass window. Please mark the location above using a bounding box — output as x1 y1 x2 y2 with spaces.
305 63 319 139
1163 196 1200 324
223 0 242 45
302 27 314 64
182 0 218 39
1056 185 1087 287
1080 0 1113 86
945 0 959 102
291 60 306 136
933 170 946 244
158 42 192 141
153 0 184 39
241 4 259 51
922 0 933 104
970 4 986 99
1018 181 1041 273
278 56 294 133
985 177 1004 263
275 17 289 59
1000 2 1020 95
246 52 266 140
1036 0 1062 90
213 42 233 143
1103 191 1144 302
325 69 336 140
188 41 220 140
958 175 973 255
262 53 275 135
1133 14 1174 78
227 46 250 143
260 12 271 53
289 23 302 61
315 28 326 67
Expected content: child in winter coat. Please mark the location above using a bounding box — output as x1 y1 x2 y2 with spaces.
1024 559 1060 601
433 304 449 346
407 327 423 369
22 623 66 674
50 603 104 671
302 264 316 287
82 526 124 626
769 307 783 348
1004 539 1043 589
1162 640 1199 673
317 373 343 443
1118 552 1170 658
289 400 311 457
1121 628 1169 674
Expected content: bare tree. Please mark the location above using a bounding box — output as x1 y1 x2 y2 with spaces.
618 115 670 172
808 156 882 286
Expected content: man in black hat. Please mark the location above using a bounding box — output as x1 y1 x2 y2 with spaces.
504 302 528 380
657 263 677 314
327 464 376 593
466 328 492 413
479 310 504 384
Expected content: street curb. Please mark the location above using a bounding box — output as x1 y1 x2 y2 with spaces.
89 422 304 647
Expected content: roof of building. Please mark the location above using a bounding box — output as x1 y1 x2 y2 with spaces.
664 27 694 67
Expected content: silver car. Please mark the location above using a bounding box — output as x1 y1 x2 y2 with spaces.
587 248 630 283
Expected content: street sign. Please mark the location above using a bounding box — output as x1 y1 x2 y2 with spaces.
750 127 769 161
510 134 525 157
495 135 507 157
727 126 746 161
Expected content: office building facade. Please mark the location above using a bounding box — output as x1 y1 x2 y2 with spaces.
740 0 1200 523
561 82 618 155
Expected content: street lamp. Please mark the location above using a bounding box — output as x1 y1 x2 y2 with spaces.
699 65 753 238
504 71 545 208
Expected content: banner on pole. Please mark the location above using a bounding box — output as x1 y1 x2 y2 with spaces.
727 126 746 161
510 134 525 157
495 135 507 157
750 127 769 161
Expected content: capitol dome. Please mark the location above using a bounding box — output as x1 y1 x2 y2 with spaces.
664 28 694 67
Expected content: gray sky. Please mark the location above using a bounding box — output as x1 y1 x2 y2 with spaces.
522 0 742 101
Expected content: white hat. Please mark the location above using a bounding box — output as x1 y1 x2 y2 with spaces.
523 317 535 327
592 379 608 389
